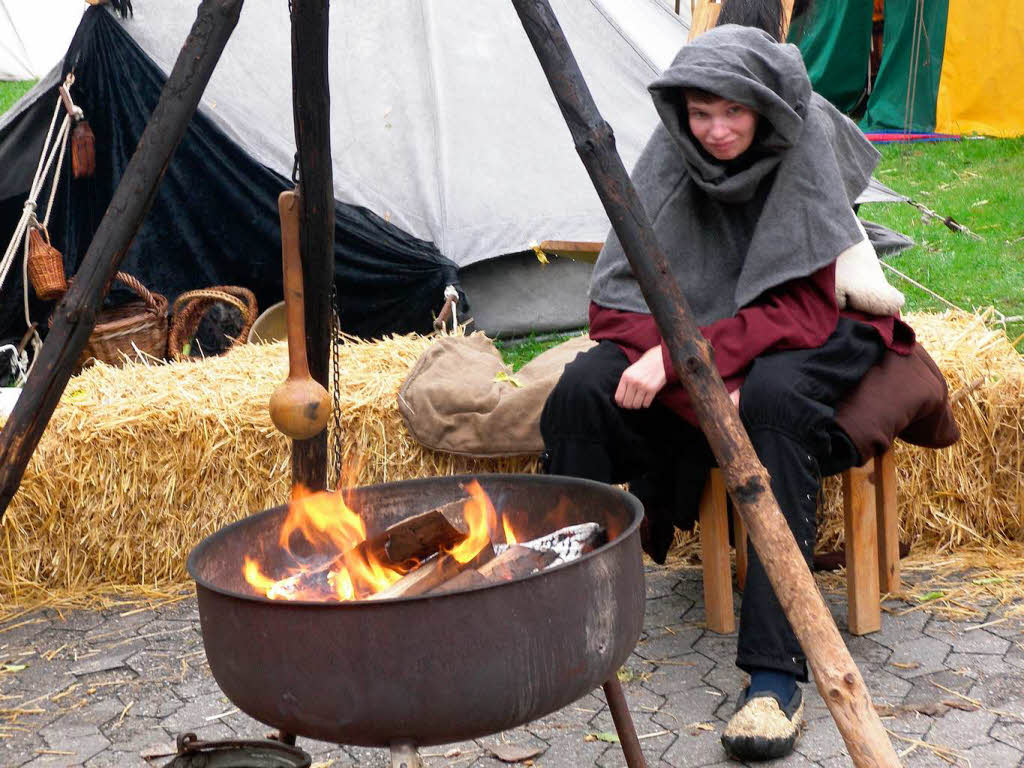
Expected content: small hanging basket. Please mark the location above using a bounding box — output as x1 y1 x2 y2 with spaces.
26 225 68 301
168 286 258 361
68 272 169 369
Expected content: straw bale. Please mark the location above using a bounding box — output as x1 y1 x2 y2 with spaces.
1 309 1020 601
817 310 1024 553
1 334 534 599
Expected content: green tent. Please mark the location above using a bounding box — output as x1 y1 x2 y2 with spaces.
790 0 1024 137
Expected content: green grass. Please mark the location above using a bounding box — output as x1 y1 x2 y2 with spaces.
0 80 35 116
868 137 1024 349
496 333 581 371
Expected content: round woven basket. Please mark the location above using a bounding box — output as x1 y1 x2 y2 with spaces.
168 286 257 361
79 272 168 368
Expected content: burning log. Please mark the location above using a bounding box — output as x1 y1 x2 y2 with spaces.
431 545 559 595
371 545 495 600
429 523 605 596
380 499 470 565
263 499 470 600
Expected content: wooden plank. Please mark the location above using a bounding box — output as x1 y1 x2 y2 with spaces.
843 463 881 635
687 0 722 41
537 240 604 263
875 450 901 594
699 469 734 634
732 505 748 591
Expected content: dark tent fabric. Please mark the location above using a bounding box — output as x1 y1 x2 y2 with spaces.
788 0 873 114
0 8 459 346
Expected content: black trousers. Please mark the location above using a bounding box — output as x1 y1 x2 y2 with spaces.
540 318 885 680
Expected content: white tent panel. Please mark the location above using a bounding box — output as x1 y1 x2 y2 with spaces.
0 0 85 80
120 0 690 267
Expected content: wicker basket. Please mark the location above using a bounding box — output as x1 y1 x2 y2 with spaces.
79 272 168 368
26 226 67 301
168 286 258 361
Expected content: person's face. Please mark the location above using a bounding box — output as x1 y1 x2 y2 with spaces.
685 96 759 161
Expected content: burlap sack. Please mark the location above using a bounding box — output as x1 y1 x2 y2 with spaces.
398 333 595 457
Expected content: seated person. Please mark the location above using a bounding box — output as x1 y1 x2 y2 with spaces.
540 25 913 762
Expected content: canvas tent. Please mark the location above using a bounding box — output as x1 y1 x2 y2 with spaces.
791 0 1024 137
0 1 909 349
0 0 85 80
0 0 699 343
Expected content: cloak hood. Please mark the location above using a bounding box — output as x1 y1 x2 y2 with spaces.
589 25 880 323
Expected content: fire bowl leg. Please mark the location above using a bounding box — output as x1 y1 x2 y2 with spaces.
274 731 297 746
603 677 647 768
390 739 421 768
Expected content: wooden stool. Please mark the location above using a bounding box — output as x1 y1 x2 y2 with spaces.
699 449 899 636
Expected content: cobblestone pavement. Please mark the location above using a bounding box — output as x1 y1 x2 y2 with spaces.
1 565 1022 768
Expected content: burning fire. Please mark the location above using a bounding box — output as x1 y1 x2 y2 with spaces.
243 479 522 602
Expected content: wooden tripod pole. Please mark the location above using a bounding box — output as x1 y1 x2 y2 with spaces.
509 1 900 765
288 0 335 491
0 0 245 522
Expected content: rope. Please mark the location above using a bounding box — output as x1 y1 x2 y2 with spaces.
0 78 78 380
880 261 965 313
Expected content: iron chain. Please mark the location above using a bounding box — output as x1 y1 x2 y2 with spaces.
329 283 344 490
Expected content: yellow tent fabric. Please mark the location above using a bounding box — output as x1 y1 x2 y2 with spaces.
935 0 1024 137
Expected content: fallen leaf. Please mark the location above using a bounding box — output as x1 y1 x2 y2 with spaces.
493 371 522 388
585 731 620 743
1 663 28 672
972 576 1006 585
917 591 945 603
490 744 545 763
532 245 549 265
616 667 635 683
688 721 716 734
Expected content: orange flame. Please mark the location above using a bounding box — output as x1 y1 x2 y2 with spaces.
447 479 498 564
243 556 278 594
244 484 402 601
502 516 518 545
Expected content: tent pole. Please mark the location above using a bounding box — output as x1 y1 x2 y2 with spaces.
0 0 245 522
507 1 900 765
288 0 335 491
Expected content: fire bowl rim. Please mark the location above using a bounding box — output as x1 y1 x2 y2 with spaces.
187 472 642 608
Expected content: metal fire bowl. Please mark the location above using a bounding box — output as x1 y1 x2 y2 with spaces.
187 474 644 748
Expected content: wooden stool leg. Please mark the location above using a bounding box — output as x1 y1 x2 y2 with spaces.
843 462 881 635
732 505 747 591
875 450 901 594
700 469 735 634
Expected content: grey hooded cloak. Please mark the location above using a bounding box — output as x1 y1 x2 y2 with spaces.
589 25 880 325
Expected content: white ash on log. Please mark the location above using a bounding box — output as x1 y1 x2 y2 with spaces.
496 522 605 566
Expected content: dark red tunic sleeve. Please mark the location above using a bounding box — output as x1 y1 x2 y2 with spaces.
588 261 915 424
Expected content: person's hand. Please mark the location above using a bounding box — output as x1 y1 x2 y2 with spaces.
615 346 667 409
